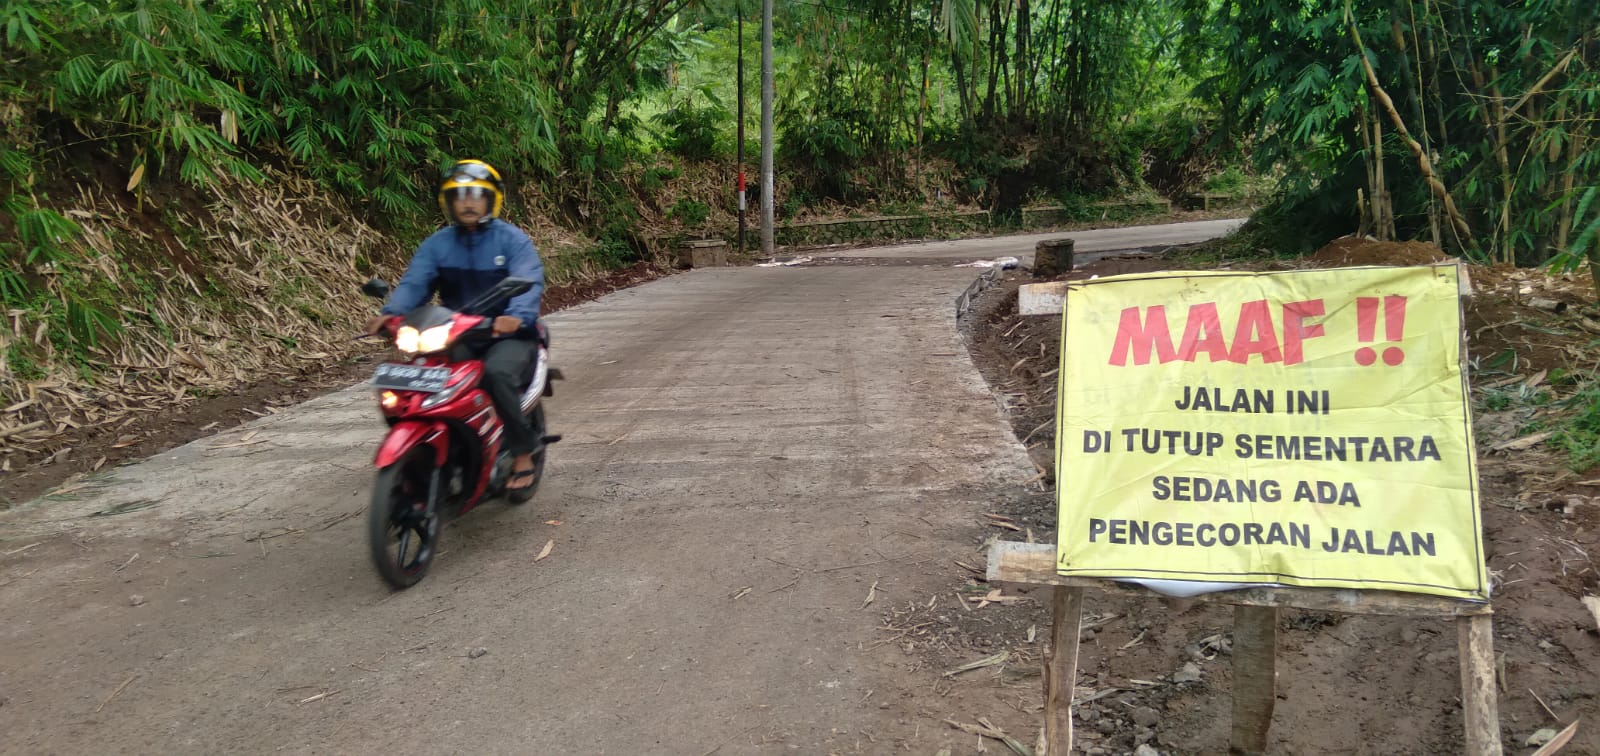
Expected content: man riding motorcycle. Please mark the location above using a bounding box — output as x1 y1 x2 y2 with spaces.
366 159 547 493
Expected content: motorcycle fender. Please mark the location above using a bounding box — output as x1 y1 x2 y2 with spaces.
375 420 450 468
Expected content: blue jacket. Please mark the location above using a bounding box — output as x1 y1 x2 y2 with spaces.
382 219 544 325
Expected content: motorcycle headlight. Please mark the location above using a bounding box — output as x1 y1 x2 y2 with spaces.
394 326 421 354
394 324 452 355
418 324 452 354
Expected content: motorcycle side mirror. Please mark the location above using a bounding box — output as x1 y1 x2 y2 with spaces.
362 278 392 300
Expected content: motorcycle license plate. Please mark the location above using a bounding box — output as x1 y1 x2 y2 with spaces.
372 363 451 392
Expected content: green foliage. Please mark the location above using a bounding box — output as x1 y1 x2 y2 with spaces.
1476 382 1553 414
592 235 639 269
1546 186 1600 277
1203 166 1246 194
0 54 102 353
1174 187 1363 263
640 164 682 193
779 186 815 220
1190 0 1600 273
5 0 1588 343
667 198 710 227
1555 381 1600 472
4 0 691 223
1 0 704 375
44 1 265 186
652 92 728 161
778 104 867 202
5 342 45 381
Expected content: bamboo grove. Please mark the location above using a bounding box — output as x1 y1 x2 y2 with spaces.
1202 0 1600 278
3 0 1599 333
1 0 689 354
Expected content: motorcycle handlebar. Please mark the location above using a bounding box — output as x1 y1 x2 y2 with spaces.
354 315 523 346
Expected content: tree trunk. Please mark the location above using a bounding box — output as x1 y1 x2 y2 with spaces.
951 49 974 126
983 0 1002 122
1358 101 1378 237
1375 114 1394 240
1556 120 1583 255
1043 0 1064 134
1015 0 1031 118
1489 67 1513 264
1556 33 1595 258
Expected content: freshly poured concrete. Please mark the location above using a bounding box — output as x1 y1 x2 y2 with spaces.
0 221 1237 754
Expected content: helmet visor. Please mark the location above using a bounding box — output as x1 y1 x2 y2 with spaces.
444 186 488 200
448 162 496 182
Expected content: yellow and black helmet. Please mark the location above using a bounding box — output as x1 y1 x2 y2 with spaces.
438 159 504 226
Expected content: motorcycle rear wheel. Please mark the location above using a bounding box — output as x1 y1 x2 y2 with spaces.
368 447 441 589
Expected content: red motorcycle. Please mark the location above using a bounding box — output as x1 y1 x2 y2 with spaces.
359 276 561 589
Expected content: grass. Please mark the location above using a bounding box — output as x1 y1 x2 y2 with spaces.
5 342 47 381
1475 364 1600 472
1476 384 1552 413
1553 382 1600 472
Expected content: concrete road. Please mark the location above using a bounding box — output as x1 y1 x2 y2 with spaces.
811 217 1245 263
0 220 1238 754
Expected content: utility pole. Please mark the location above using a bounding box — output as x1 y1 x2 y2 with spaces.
736 1 746 256
760 0 775 255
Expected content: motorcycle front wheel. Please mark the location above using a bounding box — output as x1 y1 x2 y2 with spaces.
368 447 441 589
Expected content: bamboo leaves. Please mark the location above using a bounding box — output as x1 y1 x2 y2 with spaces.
1 2 52 54
5 0 690 223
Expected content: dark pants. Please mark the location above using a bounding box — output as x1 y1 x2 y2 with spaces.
480 338 540 455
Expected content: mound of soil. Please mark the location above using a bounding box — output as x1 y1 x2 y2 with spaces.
1307 236 1453 267
1290 237 1599 378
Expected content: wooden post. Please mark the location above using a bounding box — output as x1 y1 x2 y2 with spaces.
1033 238 1075 279
1458 614 1503 756
987 543 1498 753
1043 587 1084 756
1230 605 1278 755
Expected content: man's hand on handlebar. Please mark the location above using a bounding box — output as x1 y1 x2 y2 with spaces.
491 316 523 337
365 315 390 336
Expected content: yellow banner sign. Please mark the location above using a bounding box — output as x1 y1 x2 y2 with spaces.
1054 265 1486 600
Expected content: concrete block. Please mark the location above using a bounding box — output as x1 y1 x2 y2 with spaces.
1019 281 1069 316
678 239 728 268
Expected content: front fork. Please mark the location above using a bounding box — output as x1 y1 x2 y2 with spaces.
424 467 443 519
376 420 450 517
